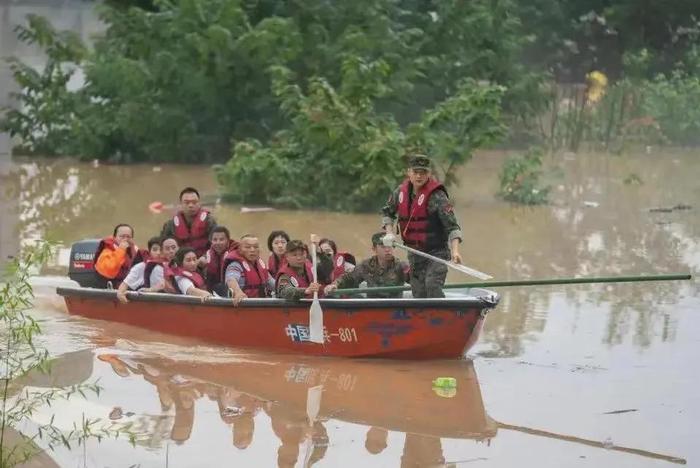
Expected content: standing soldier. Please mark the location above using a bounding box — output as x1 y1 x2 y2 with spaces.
381 154 463 298
161 187 217 259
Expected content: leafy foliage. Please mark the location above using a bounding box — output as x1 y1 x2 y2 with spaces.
1 243 133 467
216 64 505 211
499 148 550 205
2 0 535 168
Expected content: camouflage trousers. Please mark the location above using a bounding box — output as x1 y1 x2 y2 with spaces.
408 249 449 298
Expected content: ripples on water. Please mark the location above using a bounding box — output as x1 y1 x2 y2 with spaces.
2 149 699 466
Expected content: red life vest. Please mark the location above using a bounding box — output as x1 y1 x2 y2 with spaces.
397 178 448 252
221 251 271 298
267 253 286 277
330 252 356 281
133 249 151 264
94 237 139 284
205 240 239 291
275 261 324 298
143 259 170 289
166 267 206 295
173 209 211 257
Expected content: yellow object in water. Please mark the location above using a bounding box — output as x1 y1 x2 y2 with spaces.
432 377 457 398
586 70 608 103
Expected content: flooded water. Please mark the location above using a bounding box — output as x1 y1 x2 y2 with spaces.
1 148 698 467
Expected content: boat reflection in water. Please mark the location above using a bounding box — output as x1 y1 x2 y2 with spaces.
97 353 496 467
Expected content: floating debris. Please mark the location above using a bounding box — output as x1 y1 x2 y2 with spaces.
221 406 243 417
649 204 692 213
602 409 638 415
109 407 123 420
240 206 275 213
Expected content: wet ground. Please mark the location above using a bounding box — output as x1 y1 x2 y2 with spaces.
1 148 698 467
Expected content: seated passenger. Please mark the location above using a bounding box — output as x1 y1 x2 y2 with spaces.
223 234 275 305
95 223 139 288
166 247 212 299
318 237 356 281
275 235 333 301
324 232 410 298
117 237 177 303
267 230 289 277
204 226 239 295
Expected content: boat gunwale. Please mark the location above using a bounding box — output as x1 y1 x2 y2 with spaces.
56 286 499 310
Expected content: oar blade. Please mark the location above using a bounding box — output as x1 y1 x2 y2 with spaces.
453 263 493 280
309 294 324 344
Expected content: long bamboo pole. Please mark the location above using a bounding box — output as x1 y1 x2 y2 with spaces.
328 273 692 296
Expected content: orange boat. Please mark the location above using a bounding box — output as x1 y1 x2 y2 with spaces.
57 286 499 359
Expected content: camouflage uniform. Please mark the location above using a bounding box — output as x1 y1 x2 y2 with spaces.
333 256 410 298
276 253 333 301
381 158 462 298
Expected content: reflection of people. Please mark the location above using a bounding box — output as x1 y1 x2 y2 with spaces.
307 422 329 466
400 434 445 468
171 383 197 444
365 426 389 455
216 388 259 450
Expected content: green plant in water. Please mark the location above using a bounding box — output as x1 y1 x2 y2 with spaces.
1 243 134 468
498 148 550 205
216 63 506 211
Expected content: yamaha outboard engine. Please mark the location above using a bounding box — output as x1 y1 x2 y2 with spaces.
68 239 102 288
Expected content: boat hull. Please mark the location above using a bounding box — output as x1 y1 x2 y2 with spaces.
57 287 498 359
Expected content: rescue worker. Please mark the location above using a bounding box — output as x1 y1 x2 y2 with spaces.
116 237 179 303
382 154 463 298
166 247 212 299
275 235 333 301
161 187 217 259
94 223 139 288
204 226 239 295
324 232 410 298
266 230 290 277
318 237 356 281
223 234 275 305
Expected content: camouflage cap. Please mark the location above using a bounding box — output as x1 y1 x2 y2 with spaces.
285 240 307 254
407 153 431 170
371 232 387 247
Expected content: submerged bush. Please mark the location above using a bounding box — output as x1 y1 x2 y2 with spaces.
498 148 550 205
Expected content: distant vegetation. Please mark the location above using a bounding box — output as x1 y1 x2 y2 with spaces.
1 0 698 209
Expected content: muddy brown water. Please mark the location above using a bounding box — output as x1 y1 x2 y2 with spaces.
1 149 699 467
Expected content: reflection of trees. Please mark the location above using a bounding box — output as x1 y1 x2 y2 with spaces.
0 158 217 249
2 159 108 242
479 151 699 356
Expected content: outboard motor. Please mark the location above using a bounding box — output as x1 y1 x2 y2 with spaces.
68 239 102 288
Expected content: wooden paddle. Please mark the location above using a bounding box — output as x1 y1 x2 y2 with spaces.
382 234 492 280
309 240 324 344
